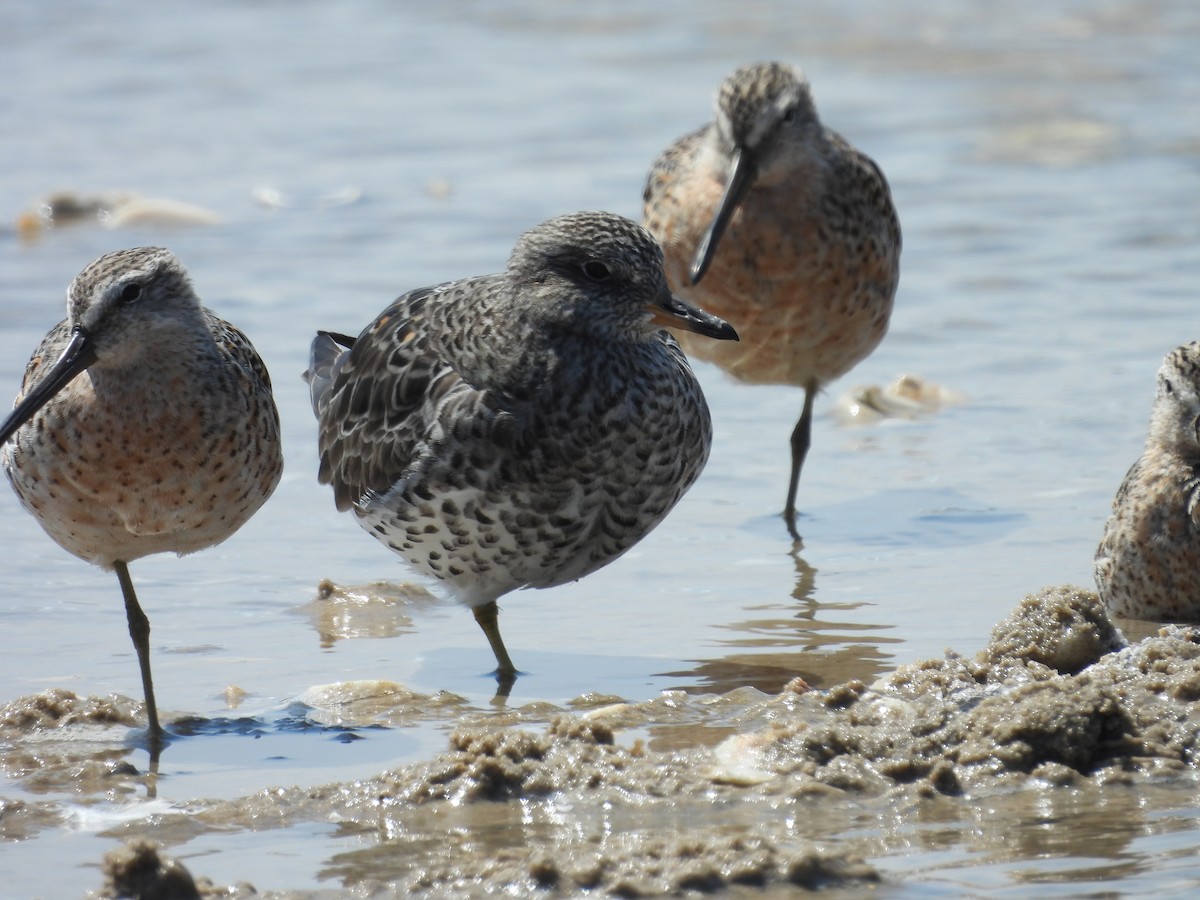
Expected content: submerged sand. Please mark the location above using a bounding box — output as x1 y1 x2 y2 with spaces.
5 585 1200 896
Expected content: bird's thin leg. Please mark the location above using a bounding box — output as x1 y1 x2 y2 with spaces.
473 600 518 685
113 561 163 746
783 382 818 541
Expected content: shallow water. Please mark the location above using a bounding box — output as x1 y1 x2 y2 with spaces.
1 0 1199 895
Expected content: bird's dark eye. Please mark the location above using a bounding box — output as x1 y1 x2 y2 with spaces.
1163 378 1175 395
581 261 611 282
118 282 143 304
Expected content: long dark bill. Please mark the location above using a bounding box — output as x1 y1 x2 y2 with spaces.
648 290 739 342
0 328 97 445
689 146 757 286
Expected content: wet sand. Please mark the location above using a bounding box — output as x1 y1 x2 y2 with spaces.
7 585 1200 896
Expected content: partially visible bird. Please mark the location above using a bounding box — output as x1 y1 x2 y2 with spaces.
306 211 738 684
1096 342 1200 620
1 248 283 745
644 61 902 538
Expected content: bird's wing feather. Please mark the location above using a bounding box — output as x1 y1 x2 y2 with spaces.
825 127 903 254
205 310 278 399
642 126 706 211
311 285 478 511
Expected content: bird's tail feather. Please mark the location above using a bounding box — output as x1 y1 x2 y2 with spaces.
303 331 355 417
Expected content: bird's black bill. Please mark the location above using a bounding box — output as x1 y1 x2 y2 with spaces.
0 328 97 445
649 292 739 342
689 147 757 285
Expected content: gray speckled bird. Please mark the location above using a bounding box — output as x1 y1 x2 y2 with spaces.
1096 342 1200 620
644 61 901 539
305 211 738 683
0 247 283 745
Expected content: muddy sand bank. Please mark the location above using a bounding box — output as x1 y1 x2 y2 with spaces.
5 585 1200 896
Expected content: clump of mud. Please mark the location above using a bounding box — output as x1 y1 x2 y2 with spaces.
734 585 1200 796
876 585 1200 787
97 838 255 899
98 838 202 899
0 689 138 733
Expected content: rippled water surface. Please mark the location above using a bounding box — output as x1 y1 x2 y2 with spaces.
1 0 1199 895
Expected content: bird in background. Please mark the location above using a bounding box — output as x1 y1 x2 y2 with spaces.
644 61 902 539
1 247 283 747
1095 341 1200 621
306 211 737 689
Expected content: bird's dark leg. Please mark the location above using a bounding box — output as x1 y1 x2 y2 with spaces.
783 382 818 541
473 600 518 689
114 561 164 747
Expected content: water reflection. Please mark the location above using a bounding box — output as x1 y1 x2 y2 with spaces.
884 783 1182 890
659 545 899 693
292 579 440 648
